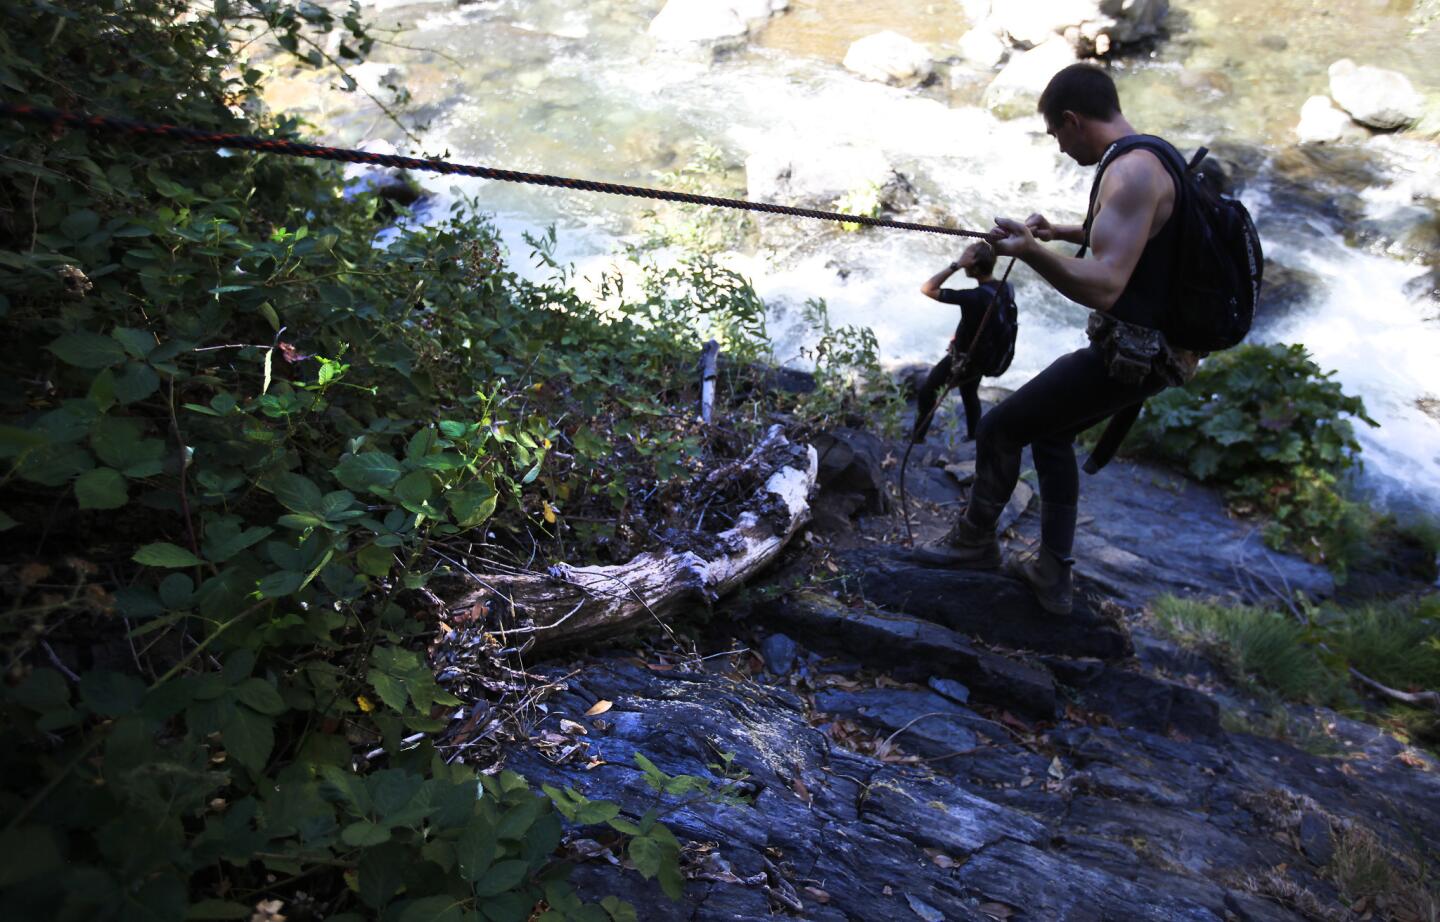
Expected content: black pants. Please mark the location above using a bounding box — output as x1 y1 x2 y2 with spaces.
969 345 1165 549
914 353 982 442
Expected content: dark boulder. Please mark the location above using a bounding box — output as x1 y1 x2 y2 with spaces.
840 548 1133 660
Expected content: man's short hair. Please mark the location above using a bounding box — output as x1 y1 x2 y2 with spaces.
969 243 996 277
1037 63 1121 125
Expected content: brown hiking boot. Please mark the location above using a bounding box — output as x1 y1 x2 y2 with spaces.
911 517 1001 569
1004 545 1074 614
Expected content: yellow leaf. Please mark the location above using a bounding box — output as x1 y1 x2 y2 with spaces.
532 382 543 392
584 699 613 717
543 501 557 524
356 695 375 713
542 437 551 449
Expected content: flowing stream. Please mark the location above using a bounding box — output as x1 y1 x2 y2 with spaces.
269 0 1440 515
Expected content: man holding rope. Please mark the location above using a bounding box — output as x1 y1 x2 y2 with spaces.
913 64 1198 615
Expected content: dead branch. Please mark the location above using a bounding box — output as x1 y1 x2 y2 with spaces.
445 425 817 653
1349 667 1440 714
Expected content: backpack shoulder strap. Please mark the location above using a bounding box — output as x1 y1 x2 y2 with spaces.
1076 135 1188 259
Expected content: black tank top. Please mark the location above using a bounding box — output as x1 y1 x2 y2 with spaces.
1097 141 1181 331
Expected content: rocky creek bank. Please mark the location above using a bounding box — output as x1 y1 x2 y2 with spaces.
452 405 1440 921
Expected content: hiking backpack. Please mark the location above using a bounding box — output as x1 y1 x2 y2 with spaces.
1080 135 1264 353
976 280 1019 377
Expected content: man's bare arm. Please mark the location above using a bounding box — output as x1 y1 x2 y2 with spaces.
919 252 970 300
991 152 1167 312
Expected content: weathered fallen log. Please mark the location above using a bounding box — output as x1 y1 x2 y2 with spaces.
446 425 817 652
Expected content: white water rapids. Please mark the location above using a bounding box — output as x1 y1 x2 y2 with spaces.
275 0 1440 516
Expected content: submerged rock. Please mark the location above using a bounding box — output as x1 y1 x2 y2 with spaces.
982 38 1078 119
648 0 788 46
1295 94 1367 145
842 31 934 86
744 144 897 212
969 0 1169 57
957 27 1008 69
1328 58 1424 131
341 139 421 206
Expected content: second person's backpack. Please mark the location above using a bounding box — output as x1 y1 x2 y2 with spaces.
975 279 1018 377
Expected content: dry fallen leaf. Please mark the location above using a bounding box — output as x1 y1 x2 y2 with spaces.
584 699 613 717
803 886 831 904
558 718 588 735
978 902 1014 920
1048 756 1065 780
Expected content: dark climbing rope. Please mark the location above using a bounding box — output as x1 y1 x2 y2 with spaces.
899 256 1017 547
0 102 996 239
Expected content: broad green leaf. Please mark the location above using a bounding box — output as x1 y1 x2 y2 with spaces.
112 327 156 359
134 542 203 568
0 424 46 459
158 573 194 609
235 678 287 716
89 368 116 411
203 524 273 563
222 706 275 771
450 482 497 528
340 819 392 847
399 896 465 922
60 209 101 241
575 801 620 825
258 570 305 598
50 332 126 369
370 769 423 818
356 543 393 578
115 586 165 619
368 670 408 713
479 893 531 922
358 845 407 909
0 826 63 888
75 467 127 510
395 470 434 508
496 798 541 841
272 472 323 514
334 451 404 492
10 668 70 713
474 859 529 898
406 426 437 461
601 897 639 922
115 362 161 404
80 670 147 717
320 765 372 814
628 834 664 879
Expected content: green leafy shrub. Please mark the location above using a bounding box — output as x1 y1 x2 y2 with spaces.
0 2 779 919
795 298 906 436
1126 343 1378 574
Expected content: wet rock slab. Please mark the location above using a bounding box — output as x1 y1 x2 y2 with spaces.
495 655 1440 921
